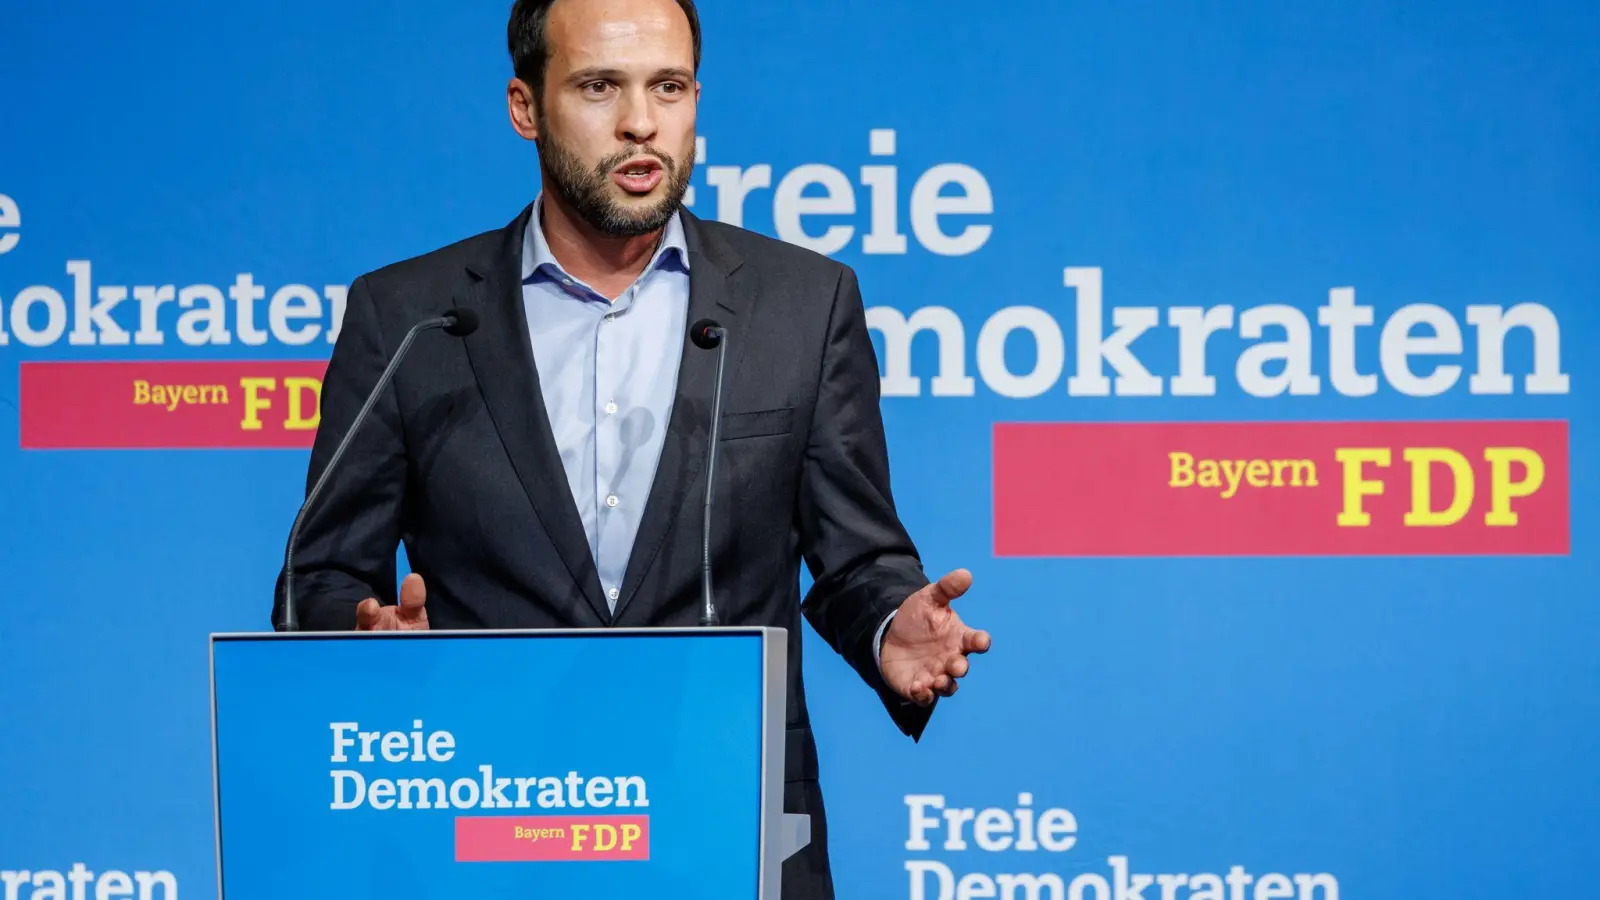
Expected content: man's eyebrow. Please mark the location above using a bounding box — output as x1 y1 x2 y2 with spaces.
565 66 694 83
566 67 625 83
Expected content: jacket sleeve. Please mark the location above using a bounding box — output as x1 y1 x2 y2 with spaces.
796 262 936 740
270 274 409 631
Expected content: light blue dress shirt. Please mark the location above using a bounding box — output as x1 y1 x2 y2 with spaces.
521 196 897 668
521 196 691 613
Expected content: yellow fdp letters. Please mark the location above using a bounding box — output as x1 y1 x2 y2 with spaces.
568 823 643 853
1336 446 1544 527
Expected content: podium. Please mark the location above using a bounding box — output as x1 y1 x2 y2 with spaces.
209 627 810 899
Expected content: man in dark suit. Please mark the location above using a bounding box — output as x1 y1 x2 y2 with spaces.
272 0 990 896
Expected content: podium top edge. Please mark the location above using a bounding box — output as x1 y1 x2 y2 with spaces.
209 626 785 641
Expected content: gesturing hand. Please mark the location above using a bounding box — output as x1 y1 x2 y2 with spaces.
355 572 430 631
880 569 991 706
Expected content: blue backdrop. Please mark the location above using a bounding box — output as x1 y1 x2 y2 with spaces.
2 1 1596 898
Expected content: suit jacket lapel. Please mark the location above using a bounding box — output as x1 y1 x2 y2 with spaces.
458 203 612 625
612 209 749 621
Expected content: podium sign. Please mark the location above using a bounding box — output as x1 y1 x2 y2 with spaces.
210 628 795 899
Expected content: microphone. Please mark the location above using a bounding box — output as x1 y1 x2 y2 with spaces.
690 317 727 627
275 307 481 632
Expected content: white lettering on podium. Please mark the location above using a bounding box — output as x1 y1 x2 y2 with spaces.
330 720 455 763
331 770 365 809
0 865 177 900
322 720 650 812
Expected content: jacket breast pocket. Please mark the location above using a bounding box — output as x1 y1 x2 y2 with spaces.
720 407 794 441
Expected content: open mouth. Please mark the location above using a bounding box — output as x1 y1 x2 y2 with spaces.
611 158 665 194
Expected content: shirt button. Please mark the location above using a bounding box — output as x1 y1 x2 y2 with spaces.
605 313 616 322
605 401 618 415
606 494 619 508
608 587 620 601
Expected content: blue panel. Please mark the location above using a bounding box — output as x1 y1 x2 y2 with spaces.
212 632 763 900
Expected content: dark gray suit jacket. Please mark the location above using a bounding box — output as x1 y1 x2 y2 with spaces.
273 202 935 899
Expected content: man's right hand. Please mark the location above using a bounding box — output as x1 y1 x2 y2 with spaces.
355 572 430 631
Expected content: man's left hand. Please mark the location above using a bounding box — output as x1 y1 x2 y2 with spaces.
881 569 992 706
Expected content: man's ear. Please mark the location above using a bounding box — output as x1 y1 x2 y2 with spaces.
507 78 539 141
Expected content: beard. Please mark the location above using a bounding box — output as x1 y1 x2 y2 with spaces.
536 117 694 238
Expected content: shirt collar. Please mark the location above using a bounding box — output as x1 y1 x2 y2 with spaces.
521 193 690 285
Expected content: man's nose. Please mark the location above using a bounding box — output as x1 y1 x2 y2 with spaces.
617 88 659 144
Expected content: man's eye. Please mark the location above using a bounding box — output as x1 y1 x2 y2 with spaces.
584 82 611 94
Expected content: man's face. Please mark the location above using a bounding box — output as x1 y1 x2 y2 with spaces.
534 0 698 237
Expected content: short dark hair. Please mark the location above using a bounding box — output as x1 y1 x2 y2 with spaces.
507 0 702 102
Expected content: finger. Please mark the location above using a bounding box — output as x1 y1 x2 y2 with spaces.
932 673 951 693
935 678 960 698
399 573 427 613
930 568 973 607
403 606 430 630
962 628 992 654
355 598 381 630
947 654 970 679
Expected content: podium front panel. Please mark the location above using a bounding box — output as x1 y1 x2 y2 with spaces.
210 628 780 899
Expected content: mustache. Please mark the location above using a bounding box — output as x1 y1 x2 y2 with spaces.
594 146 676 176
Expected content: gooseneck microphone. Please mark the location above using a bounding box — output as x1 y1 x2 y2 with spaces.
275 307 481 632
690 317 728 627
